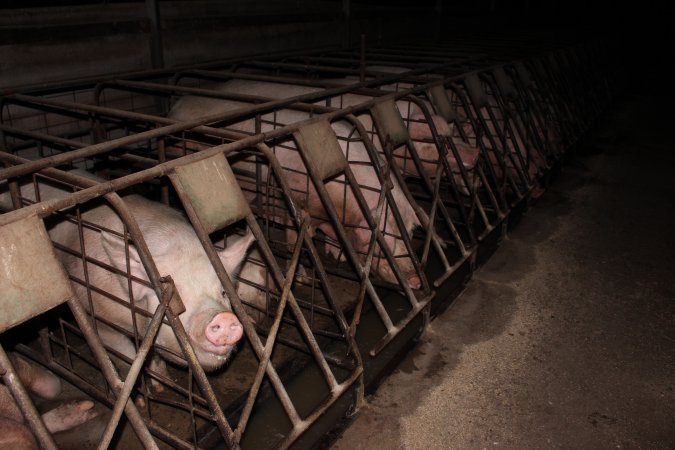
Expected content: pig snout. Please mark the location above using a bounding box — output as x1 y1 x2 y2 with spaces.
205 311 244 351
407 274 422 290
373 256 422 290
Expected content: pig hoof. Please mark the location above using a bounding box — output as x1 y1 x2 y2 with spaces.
295 264 307 277
151 378 165 393
41 400 99 433
31 373 62 399
135 396 147 409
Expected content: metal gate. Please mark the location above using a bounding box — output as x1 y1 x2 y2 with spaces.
0 92 365 448
0 32 616 450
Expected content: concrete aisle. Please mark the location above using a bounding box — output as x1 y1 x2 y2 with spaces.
330 93 675 449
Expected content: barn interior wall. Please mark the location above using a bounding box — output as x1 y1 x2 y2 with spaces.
0 1 438 92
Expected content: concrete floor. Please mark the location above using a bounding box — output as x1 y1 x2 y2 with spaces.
331 92 675 449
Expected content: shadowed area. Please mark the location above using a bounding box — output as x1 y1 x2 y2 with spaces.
331 92 675 449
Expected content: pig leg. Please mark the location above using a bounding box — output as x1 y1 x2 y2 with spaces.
0 385 23 427
317 222 347 262
41 400 98 434
22 361 99 431
0 418 38 450
10 354 61 400
95 324 166 393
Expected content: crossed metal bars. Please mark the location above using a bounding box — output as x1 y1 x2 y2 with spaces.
0 36 613 448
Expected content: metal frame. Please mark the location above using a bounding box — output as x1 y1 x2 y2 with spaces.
0 32 615 449
1 109 364 448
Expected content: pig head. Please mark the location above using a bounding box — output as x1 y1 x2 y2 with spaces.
56 195 255 373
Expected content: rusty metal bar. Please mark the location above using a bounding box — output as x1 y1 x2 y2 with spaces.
1 157 241 447
1 74 448 182
95 277 183 450
65 296 160 449
343 114 430 295
360 34 366 83
234 217 309 440
446 83 508 213
0 346 58 450
169 159 336 436
145 0 164 70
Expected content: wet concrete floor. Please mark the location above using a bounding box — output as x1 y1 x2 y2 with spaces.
331 93 675 449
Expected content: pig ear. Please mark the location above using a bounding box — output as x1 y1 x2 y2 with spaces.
219 229 256 279
450 142 481 170
100 231 153 298
409 114 451 139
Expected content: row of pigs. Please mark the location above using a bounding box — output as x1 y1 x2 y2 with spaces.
0 43 611 449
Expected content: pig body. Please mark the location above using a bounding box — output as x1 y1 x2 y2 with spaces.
228 77 481 192
0 353 97 450
0 176 254 383
471 112 547 197
170 82 424 289
344 66 483 191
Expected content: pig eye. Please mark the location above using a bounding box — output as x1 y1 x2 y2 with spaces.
221 290 226 297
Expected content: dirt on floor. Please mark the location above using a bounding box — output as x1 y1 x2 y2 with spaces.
330 92 675 450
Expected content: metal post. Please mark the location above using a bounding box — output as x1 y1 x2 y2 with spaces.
342 0 351 49
145 0 164 70
360 34 366 83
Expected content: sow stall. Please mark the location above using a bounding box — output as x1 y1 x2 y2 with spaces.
0 35 611 449
0 105 369 448
0 62 458 448
204 53 553 250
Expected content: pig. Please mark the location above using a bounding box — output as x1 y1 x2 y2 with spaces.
0 175 255 387
170 84 425 289
443 88 549 198
1 353 98 450
346 65 483 192
223 77 481 194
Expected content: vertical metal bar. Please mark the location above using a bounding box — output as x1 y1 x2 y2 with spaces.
157 136 170 204
95 277 177 450
145 0 164 70
345 115 429 294
360 34 366 83
342 0 351 49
